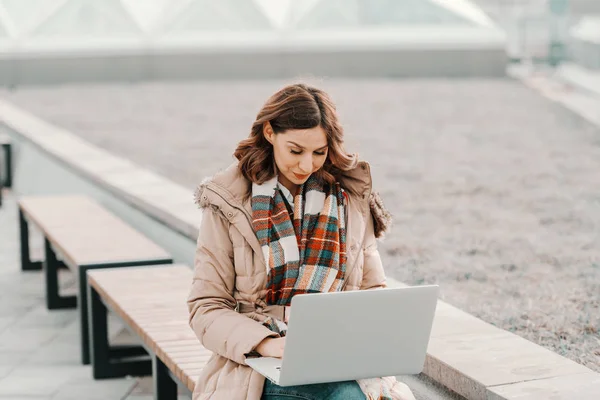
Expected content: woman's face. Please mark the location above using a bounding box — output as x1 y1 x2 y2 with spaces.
264 124 329 194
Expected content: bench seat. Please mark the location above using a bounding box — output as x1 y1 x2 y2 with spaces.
87 265 203 398
18 194 173 365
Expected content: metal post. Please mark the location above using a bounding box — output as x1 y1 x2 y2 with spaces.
88 284 110 379
20 210 42 271
1 141 11 188
153 356 178 400
44 238 61 309
79 265 91 365
44 238 76 309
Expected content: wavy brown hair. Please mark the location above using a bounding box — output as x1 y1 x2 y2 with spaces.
234 83 357 189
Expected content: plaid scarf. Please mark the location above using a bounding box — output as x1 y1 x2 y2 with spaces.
252 174 347 306
250 174 411 400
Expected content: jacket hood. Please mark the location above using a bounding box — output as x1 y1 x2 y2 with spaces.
194 161 391 238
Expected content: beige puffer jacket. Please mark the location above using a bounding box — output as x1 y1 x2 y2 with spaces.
188 161 411 400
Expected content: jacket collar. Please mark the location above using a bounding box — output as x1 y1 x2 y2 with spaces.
195 161 374 210
193 163 259 267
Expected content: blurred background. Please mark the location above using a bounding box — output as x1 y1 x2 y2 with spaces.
0 0 599 383
0 0 598 82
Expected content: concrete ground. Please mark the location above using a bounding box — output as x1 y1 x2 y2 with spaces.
0 190 189 400
2 78 598 372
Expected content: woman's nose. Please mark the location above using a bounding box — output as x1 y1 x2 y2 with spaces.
299 155 312 173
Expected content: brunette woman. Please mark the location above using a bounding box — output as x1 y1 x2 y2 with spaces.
189 84 414 400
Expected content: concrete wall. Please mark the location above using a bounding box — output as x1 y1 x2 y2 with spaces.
0 47 507 87
2 125 197 266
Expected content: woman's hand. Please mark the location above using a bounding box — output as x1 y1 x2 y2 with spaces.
255 337 286 358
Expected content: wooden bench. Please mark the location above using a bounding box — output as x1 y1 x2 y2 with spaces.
0 133 12 207
18 194 173 366
87 265 206 399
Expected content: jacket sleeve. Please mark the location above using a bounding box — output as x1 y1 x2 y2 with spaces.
187 208 278 365
360 210 388 290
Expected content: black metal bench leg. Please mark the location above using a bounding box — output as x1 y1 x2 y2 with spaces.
19 210 42 271
88 283 111 377
2 141 12 188
154 356 178 400
79 265 92 365
44 238 76 310
0 141 10 207
88 281 152 378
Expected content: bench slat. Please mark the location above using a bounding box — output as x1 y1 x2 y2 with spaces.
146 331 197 342
169 355 212 363
165 349 212 357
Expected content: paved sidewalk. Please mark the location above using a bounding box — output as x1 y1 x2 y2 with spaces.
0 189 188 399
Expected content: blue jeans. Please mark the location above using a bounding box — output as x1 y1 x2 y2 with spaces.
261 379 366 400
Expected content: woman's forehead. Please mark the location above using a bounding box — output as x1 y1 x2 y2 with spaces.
283 126 327 148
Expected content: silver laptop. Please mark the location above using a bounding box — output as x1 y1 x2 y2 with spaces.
246 285 439 387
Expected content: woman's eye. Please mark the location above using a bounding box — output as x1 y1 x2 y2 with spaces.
315 151 326 156
290 150 302 155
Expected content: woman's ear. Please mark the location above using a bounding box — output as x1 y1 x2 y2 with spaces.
263 122 274 144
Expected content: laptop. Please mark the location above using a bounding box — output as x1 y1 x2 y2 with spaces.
245 285 439 387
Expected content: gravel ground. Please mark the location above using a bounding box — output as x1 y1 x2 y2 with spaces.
2 78 599 371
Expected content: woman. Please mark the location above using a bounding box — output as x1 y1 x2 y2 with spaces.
188 84 414 400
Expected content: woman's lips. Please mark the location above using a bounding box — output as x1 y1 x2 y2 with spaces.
293 173 310 180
